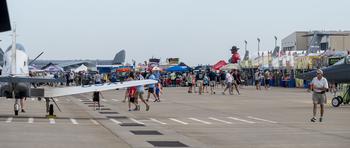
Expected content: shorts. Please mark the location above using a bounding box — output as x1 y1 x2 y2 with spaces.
312 92 327 104
148 88 154 93
93 97 99 102
209 81 216 87
265 79 270 85
129 97 135 103
197 80 204 87
137 91 144 98
255 80 260 85
156 88 160 95
204 83 209 86
226 82 232 89
236 80 241 85
188 83 193 87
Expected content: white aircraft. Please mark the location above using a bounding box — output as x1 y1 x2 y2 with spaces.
0 29 157 116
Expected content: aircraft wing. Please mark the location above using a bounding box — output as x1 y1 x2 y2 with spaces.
296 64 350 84
0 76 64 83
44 79 157 98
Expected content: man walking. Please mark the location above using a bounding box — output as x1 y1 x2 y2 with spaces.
208 69 217 95
196 70 205 95
310 69 328 122
147 71 158 101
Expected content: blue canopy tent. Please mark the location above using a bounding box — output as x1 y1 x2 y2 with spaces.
166 66 189 72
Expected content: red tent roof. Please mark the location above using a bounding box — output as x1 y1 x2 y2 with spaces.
213 60 227 70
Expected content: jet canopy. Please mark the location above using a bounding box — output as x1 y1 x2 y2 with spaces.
6 43 26 52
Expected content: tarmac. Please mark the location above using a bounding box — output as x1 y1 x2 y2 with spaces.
0 86 350 148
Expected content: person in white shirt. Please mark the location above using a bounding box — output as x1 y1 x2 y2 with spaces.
222 71 233 95
310 69 329 122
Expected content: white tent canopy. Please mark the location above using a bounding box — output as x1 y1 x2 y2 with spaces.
73 64 88 73
220 63 240 70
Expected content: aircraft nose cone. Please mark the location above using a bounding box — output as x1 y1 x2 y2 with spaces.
296 71 316 81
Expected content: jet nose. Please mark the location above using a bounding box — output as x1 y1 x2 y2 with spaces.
296 71 316 81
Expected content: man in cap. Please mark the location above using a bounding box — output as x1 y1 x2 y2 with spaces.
310 69 328 122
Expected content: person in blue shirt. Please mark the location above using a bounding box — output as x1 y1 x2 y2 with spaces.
136 72 150 111
147 71 158 102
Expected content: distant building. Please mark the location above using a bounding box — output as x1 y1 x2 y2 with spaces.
166 58 179 65
282 31 309 51
282 31 350 52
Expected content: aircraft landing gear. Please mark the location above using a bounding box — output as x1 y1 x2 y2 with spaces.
332 85 350 107
332 96 342 107
45 98 55 118
14 102 19 116
45 98 61 118
12 87 19 116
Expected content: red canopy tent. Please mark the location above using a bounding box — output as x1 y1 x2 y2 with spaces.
213 60 227 70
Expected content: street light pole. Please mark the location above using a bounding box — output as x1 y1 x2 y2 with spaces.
244 40 248 61
274 36 277 48
257 38 261 66
257 38 260 57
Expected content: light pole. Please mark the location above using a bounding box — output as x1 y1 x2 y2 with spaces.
257 38 261 66
244 40 248 62
257 38 260 57
274 36 277 48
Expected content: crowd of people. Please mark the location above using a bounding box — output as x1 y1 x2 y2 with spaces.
87 70 163 112
28 65 330 122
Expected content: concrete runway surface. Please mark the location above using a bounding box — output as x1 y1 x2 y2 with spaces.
0 86 350 148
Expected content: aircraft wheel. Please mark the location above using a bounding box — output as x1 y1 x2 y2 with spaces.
332 97 341 107
14 110 18 116
337 96 344 104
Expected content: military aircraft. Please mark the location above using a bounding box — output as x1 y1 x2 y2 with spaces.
302 31 349 55
296 55 350 107
0 29 157 116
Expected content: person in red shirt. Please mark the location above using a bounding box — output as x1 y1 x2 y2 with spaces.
128 86 138 111
127 73 139 111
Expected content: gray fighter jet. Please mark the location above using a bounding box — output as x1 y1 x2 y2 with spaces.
296 55 350 107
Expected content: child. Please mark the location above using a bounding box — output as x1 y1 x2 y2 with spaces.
93 91 103 110
154 82 163 102
128 86 139 111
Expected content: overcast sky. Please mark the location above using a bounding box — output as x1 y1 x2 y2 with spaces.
0 0 349 66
